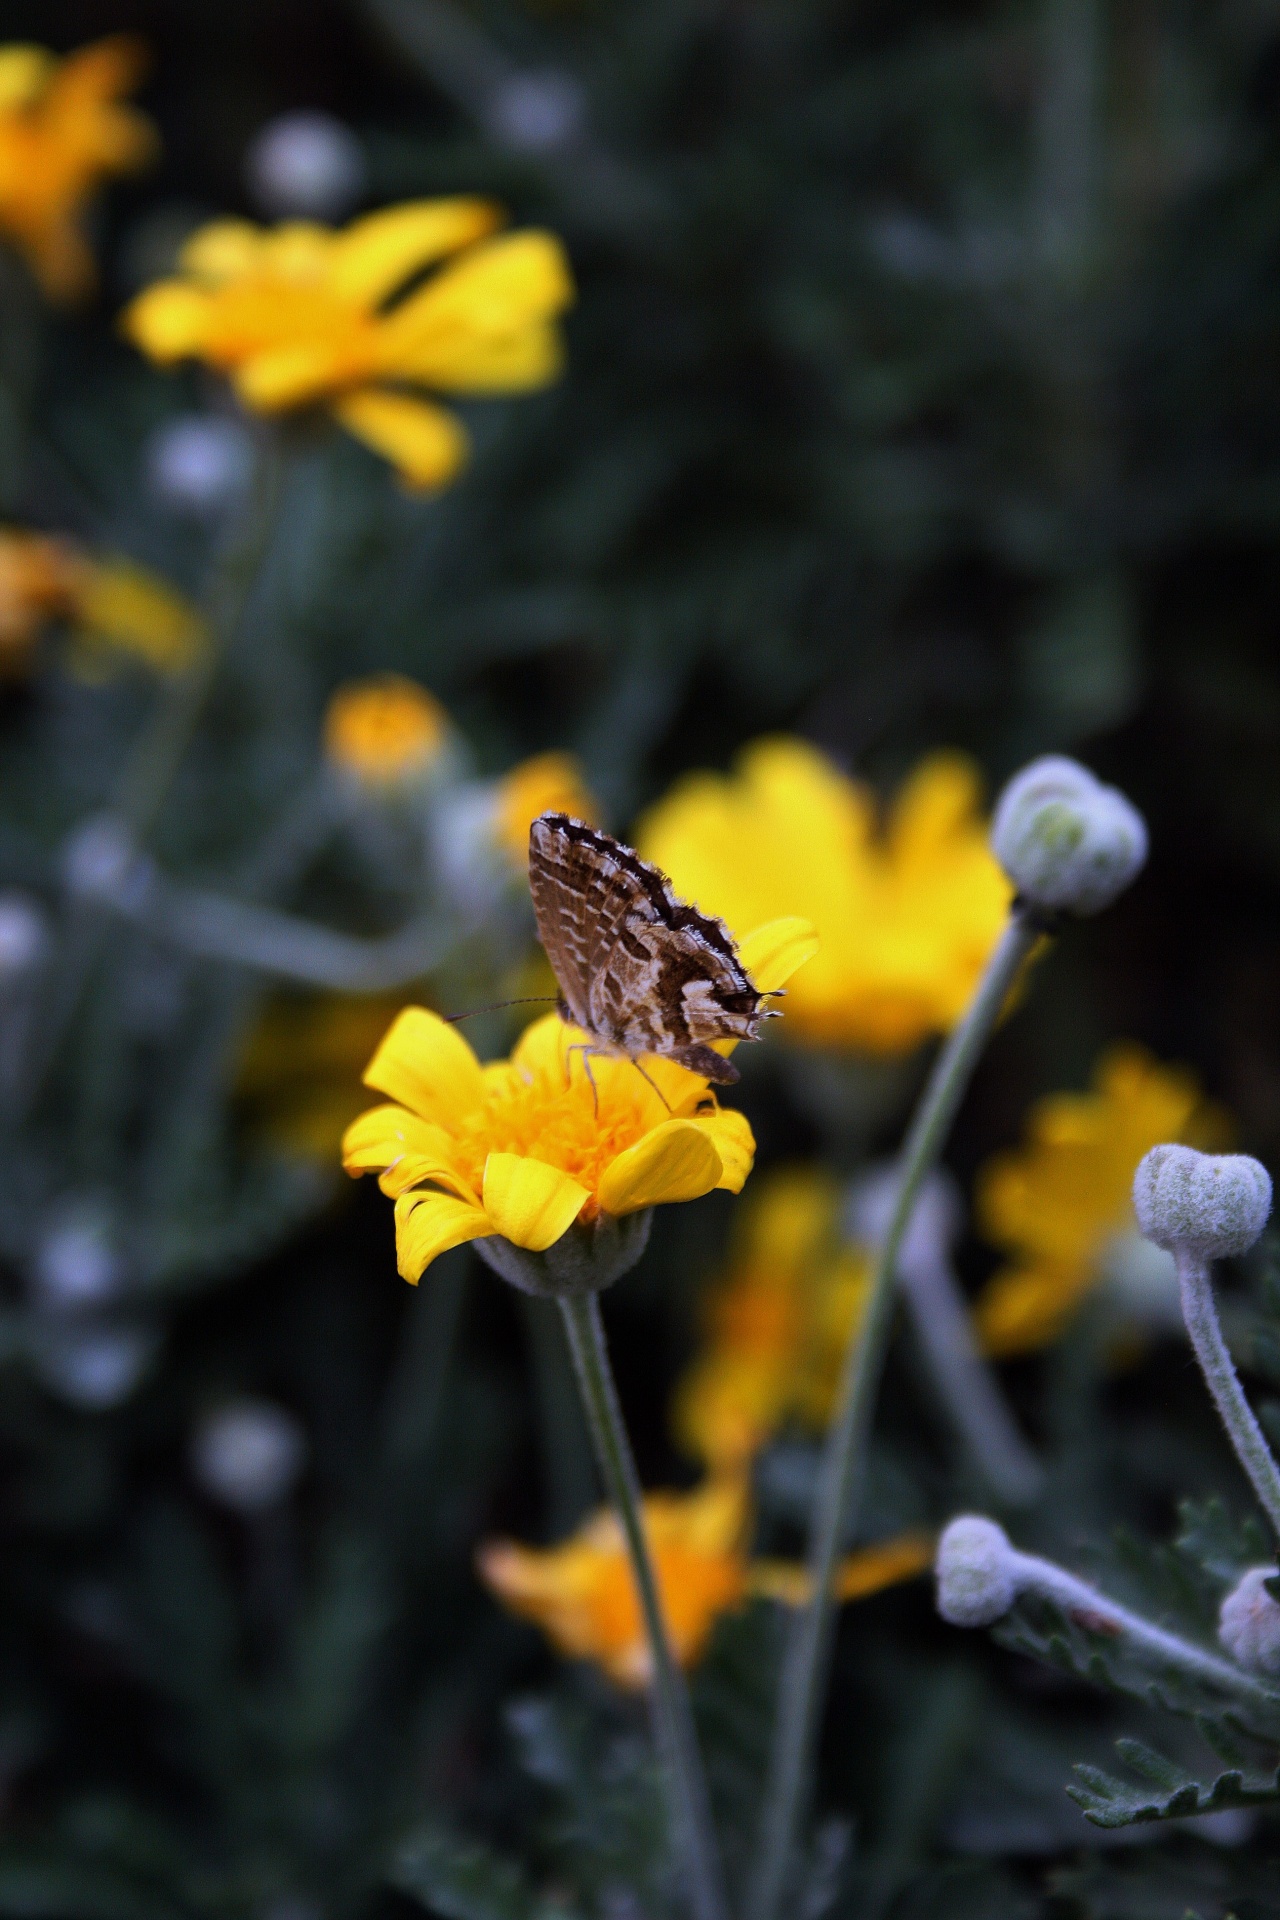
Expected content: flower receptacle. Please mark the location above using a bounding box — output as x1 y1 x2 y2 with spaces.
475 1208 653 1297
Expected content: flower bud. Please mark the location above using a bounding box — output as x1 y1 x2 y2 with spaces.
31 1322 157 1410
484 70 584 155
990 755 1147 916
935 1514 1018 1627
0 893 46 980
190 1400 307 1514
1218 1567 1280 1675
33 1201 120 1312
1133 1145 1272 1260
148 414 253 519
245 112 365 221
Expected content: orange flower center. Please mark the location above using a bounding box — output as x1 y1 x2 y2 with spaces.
454 1061 663 1218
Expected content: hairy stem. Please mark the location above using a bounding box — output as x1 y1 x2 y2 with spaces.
558 1291 728 1920
1177 1248 1280 1543
750 911 1040 1920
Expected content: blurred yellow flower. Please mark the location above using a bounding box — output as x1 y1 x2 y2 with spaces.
672 1166 869 1470
236 991 408 1162
974 1044 1229 1357
493 751 597 868
342 921 809 1281
478 1476 933 1687
637 739 1012 1055
323 673 450 790
0 37 156 302
122 199 574 490
0 528 203 677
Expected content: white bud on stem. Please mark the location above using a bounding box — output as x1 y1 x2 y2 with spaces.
990 755 1147 916
1219 1567 1280 1676
935 1515 1018 1626
1133 1144 1272 1260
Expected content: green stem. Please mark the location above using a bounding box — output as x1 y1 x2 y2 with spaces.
1177 1248 1280 1544
558 1291 728 1920
749 910 1040 1920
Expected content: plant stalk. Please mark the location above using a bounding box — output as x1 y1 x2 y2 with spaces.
749 910 1040 1920
1177 1248 1280 1543
558 1290 728 1920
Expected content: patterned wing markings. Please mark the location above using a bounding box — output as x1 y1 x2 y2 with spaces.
527 813 765 1085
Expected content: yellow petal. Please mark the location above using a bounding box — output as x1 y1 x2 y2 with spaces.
329 198 503 305
235 342 360 413
332 389 469 491
377 231 574 361
0 46 55 109
361 1006 484 1129
696 1108 756 1194
120 283 211 362
393 1189 491 1282
510 1011 578 1077
748 1531 935 1606
481 1152 589 1250
739 917 820 994
597 1120 724 1217
74 561 205 674
179 219 266 284
392 321 565 394
341 1104 477 1201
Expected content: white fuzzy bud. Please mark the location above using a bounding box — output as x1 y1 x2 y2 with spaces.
1133 1145 1272 1260
31 1323 156 1410
245 112 365 220
62 816 151 908
484 70 584 154
990 755 1147 915
33 1203 120 1312
190 1400 307 1513
148 414 254 518
0 893 46 981
935 1514 1018 1626
1218 1566 1280 1675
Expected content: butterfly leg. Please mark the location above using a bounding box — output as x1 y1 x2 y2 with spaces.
630 1057 673 1113
565 1042 602 1115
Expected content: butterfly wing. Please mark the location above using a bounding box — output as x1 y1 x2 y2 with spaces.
528 814 763 1068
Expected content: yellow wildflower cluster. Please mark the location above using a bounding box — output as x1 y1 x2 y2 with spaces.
974 1044 1228 1356
638 740 1011 1055
0 37 156 302
672 1167 869 1471
323 674 450 791
478 1475 933 1688
123 200 574 491
0 528 204 678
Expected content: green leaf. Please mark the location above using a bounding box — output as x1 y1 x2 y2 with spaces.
1067 1739 1280 1828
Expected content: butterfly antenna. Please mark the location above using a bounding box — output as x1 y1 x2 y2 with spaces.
444 997 559 1025
630 1057 673 1113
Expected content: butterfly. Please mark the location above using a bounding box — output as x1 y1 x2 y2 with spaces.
527 812 774 1086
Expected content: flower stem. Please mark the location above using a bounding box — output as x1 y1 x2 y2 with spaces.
749 911 1040 1920
1177 1248 1280 1543
558 1291 728 1920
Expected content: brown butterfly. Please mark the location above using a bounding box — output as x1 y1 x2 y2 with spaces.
527 812 772 1086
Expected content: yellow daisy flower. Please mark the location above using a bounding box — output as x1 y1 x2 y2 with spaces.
478 1475 934 1688
0 37 156 302
637 739 1012 1056
672 1166 869 1470
974 1044 1230 1357
493 751 598 868
0 527 203 677
122 199 574 491
341 920 814 1283
323 673 450 791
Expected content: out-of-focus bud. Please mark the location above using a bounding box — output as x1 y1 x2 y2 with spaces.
62 815 150 907
845 1164 961 1279
190 1399 308 1514
323 674 453 798
0 892 46 980
245 111 366 221
32 1202 120 1312
1218 1566 1280 1675
990 755 1147 916
1096 1229 1182 1331
147 413 254 519
31 1322 157 1410
935 1514 1018 1626
484 70 585 155
1133 1145 1272 1261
